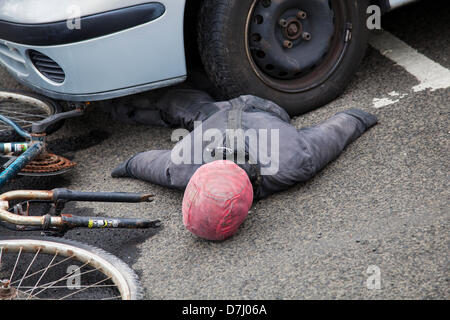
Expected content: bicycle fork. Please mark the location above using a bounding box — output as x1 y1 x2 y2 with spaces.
0 189 161 233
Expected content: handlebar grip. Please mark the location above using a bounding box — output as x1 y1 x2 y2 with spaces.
52 188 153 203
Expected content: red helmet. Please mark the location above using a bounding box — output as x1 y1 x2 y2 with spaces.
182 160 254 241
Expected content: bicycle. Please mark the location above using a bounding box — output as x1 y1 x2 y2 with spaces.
0 90 64 142
0 189 161 300
0 90 87 186
0 91 161 300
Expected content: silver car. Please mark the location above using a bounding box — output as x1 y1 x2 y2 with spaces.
0 0 418 115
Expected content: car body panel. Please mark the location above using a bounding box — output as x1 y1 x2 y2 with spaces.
387 0 419 10
0 0 187 101
0 0 417 102
0 0 159 24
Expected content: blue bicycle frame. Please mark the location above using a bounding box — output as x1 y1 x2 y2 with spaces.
0 114 45 188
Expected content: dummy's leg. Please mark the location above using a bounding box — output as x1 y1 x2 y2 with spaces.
156 89 223 130
299 109 378 175
105 89 220 127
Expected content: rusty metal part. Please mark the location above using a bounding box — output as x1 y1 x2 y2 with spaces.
30 133 46 138
0 280 17 300
278 18 288 27
0 190 60 227
0 189 157 229
297 10 307 19
0 207 63 227
283 40 293 48
283 18 303 41
0 190 53 202
302 32 312 40
141 194 154 202
20 153 76 175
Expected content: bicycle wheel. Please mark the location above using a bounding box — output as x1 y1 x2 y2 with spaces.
0 237 143 300
0 90 63 141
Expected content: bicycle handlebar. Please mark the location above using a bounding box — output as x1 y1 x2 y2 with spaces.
31 108 85 134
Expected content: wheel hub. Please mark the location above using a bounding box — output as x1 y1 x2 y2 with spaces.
248 0 335 80
0 280 17 299
283 18 303 40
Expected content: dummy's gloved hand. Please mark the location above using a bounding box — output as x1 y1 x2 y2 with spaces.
341 109 378 130
111 158 133 178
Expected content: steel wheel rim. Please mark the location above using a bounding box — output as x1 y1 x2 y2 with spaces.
0 239 134 300
245 0 349 93
0 92 53 133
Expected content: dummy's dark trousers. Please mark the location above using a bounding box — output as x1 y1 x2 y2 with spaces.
112 89 378 200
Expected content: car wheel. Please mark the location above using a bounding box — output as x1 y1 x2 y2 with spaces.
198 0 369 116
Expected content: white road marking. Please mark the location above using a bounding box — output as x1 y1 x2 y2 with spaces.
369 30 450 108
369 30 450 93
372 97 400 109
388 91 406 98
372 91 408 109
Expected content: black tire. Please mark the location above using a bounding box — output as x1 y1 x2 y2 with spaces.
0 90 63 142
0 236 144 300
198 0 369 116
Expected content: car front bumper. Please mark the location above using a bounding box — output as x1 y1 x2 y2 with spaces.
0 0 187 101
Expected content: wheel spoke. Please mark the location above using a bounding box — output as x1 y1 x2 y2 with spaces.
0 109 47 119
101 295 122 300
0 115 34 125
13 288 41 300
21 284 118 289
9 247 22 283
0 239 133 300
0 104 47 112
27 266 100 293
11 253 72 285
58 276 112 300
16 247 41 290
30 261 92 297
0 95 52 134
0 104 47 113
26 251 59 299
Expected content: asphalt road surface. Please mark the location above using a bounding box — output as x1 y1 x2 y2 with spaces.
0 0 448 299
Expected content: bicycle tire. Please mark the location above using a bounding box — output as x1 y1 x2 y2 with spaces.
0 236 144 300
0 90 63 142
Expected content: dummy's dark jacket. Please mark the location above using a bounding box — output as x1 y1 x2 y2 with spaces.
111 89 378 200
